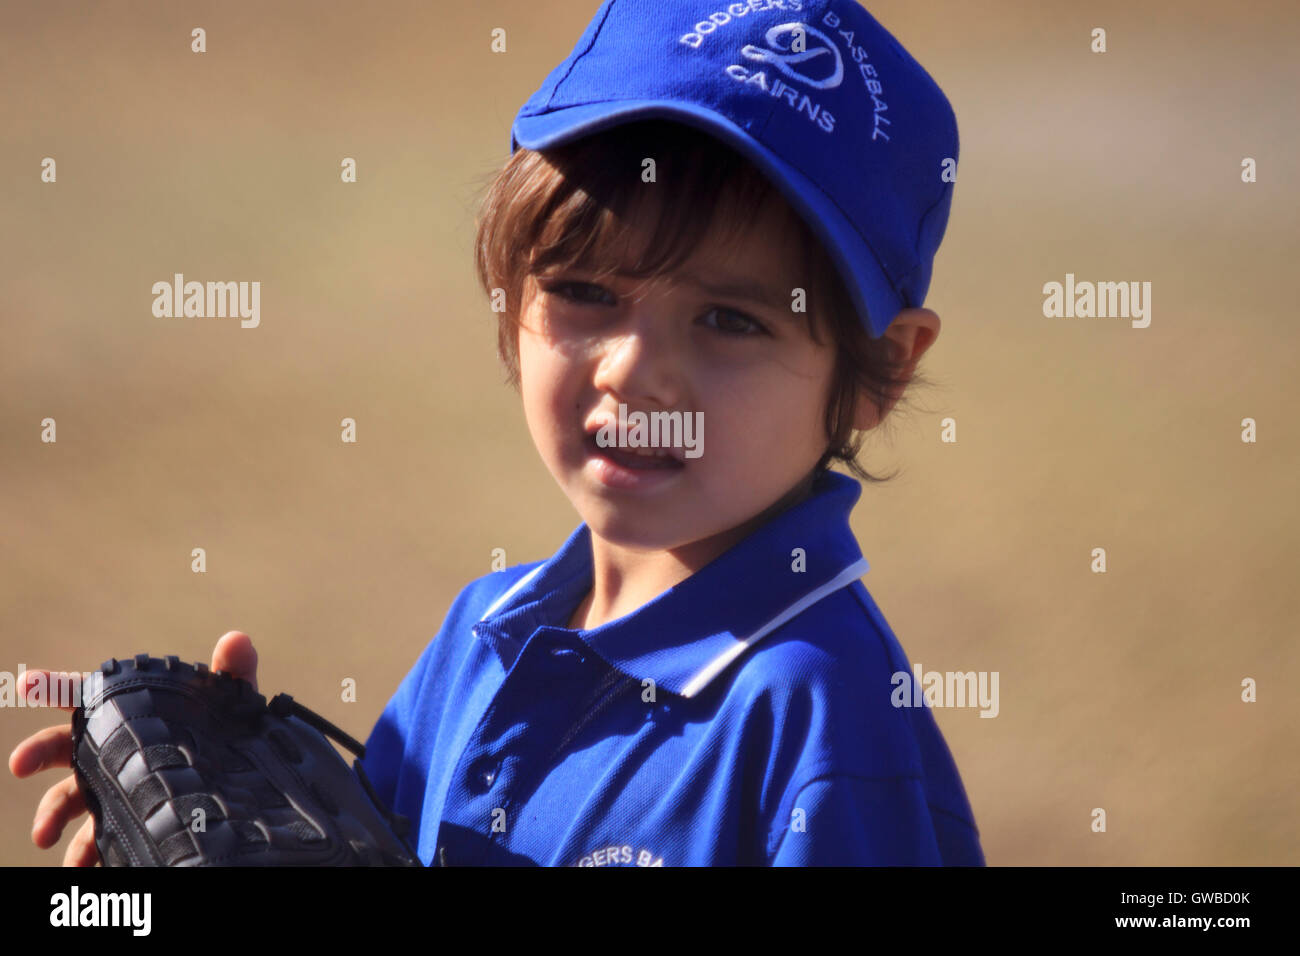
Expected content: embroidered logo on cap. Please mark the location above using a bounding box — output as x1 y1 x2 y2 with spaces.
740 23 843 89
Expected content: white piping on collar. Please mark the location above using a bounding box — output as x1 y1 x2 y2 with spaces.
477 564 546 623
678 556 872 699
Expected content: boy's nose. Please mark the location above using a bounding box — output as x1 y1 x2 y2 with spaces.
592 315 683 409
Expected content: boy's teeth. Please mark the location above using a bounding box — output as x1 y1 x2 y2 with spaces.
594 439 683 468
590 435 675 459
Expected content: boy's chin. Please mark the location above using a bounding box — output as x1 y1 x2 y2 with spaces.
572 499 707 554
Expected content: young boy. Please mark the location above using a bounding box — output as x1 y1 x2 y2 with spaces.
13 0 983 866
357 0 983 866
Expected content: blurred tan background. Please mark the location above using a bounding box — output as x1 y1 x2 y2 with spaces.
2 0 1297 866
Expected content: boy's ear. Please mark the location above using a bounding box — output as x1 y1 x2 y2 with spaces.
851 307 941 430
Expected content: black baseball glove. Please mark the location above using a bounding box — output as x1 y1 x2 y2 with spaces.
70 654 421 866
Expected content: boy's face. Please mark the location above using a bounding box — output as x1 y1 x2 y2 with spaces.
516 194 842 557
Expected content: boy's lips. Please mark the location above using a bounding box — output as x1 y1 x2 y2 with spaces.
580 419 688 492
582 436 684 492
582 432 685 470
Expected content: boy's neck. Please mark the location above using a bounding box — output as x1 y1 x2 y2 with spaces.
565 470 820 632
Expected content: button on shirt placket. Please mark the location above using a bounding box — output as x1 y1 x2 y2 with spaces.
436 624 598 864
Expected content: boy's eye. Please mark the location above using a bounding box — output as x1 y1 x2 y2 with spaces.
542 279 769 337
699 307 769 337
546 281 616 306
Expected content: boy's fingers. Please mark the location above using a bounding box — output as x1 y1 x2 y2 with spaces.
63 817 99 867
8 724 74 778
212 631 258 693
33 774 86 848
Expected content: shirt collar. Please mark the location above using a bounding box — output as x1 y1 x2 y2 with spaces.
475 471 870 699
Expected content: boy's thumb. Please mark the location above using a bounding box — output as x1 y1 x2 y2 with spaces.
212 631 258 693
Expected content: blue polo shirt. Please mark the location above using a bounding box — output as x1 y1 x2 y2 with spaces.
361 471 985 866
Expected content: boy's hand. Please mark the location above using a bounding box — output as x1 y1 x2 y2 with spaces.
7 631 259 866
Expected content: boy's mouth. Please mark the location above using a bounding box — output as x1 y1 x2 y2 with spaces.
583 433 685 471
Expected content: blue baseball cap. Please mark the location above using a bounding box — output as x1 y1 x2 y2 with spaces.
510 0 959 339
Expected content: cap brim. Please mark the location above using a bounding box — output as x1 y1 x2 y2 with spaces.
512 101 902 339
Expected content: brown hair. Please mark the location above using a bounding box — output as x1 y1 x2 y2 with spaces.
472 119 931 484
